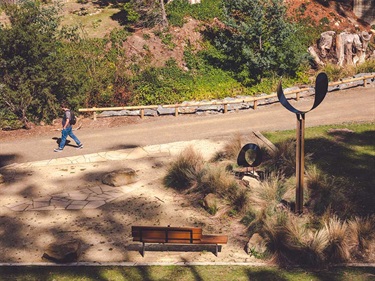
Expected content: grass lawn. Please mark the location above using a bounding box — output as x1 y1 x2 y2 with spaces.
263 122 375 216
1 265 375 281
60 4 122 38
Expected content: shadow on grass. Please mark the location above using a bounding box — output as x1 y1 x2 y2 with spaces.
1 266 374 281
304 129 375 216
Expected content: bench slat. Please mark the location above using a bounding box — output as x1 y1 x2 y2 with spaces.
132 226 203 243
132 226 202 233
140 238 203 244
200 235 228 244
132 231 202 242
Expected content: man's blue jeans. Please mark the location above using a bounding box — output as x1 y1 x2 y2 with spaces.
59 126 81 149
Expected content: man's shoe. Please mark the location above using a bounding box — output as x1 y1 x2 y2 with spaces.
54 148 63 152
76 144 83 149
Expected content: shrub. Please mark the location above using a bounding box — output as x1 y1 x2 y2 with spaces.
306 166 352 217
324 216 350 262
166 0 223 27
260 212 329 266
231 188 250 213
254 176 285 209
164 146 205 190
304 228 329 265
205 0 310 86
261 211 293 265
321 60 375 83
198 165 239 198
347 216 375 256
355 59 375 73
263 139 296 178
211 133 243 162
322 63 355 81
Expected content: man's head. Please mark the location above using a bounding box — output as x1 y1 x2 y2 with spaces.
61 102 69 111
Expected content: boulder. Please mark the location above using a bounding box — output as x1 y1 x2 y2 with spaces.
102 168 137 187
319 31 335 57
42 238 82 263
242 176 261 189
203 193 218 214
157 105 175 115
246 233 267 256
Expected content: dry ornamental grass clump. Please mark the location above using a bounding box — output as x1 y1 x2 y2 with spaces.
163 146 205 190
163 134 375 266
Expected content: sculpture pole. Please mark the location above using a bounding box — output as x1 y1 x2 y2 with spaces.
296 113 305 214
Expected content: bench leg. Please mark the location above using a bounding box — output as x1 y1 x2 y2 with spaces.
215 244 218 257
142 242 145 257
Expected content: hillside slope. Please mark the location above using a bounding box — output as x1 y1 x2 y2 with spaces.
1 0 372 69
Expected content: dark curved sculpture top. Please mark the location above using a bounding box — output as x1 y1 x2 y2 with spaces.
237 143 262 168
277 72 329 114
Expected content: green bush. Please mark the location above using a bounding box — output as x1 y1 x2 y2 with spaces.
166 0 223 27
203 0 310 86
355 59 375 73
0 109 23 130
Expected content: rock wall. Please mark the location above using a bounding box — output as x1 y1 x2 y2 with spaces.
353 0 375 25
308 31 373 67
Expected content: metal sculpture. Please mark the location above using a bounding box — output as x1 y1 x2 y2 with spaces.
237 143 263 174
277 73 329 214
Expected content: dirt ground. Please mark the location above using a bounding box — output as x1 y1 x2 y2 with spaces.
0 139 257 264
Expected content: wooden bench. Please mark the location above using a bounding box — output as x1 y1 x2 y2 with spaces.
131 226 228 256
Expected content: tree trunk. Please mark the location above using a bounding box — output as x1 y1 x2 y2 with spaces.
160 0 168 27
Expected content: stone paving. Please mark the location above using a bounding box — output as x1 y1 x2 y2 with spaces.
3 139 223 212
6 185 124 212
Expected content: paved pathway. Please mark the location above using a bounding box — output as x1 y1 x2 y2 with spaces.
1 85 374 166
6 185 125 212
3 139 223 212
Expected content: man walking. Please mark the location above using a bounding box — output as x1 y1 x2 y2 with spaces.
54 104 83 152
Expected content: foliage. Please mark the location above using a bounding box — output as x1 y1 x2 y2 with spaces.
0 108 23 130
264 122 375 216
56 27 130 109
0 1 130 126
257 211 372 266
122 2 140 25
211 133 243 162
163 146 205 190
261 139 311 178
355 59 375 73
203 0 310 86
120 0 165 28
200 123 375 265
306 166 353 217
348 216 375 258
166 0 223 27
198 165 240 200
323 216 350 262
323 59 375 81
130 54 244 105
0 1 65 127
